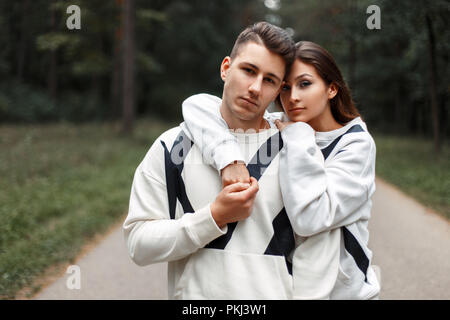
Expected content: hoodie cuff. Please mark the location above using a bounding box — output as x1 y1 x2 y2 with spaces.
212 141 246 172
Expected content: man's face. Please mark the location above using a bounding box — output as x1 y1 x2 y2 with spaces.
220 42 286 129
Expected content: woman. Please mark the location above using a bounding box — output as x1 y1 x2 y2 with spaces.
181 41 380 299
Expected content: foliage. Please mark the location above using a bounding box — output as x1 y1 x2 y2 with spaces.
0 118 176 298
0 1 447 132
374 134 450 219
277 0 449 139
0 0 265 123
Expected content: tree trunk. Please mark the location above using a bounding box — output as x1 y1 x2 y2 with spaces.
17 0 30 81
347 0 357 89
425 13 440 154
48 1 57 102
121 0 135 134
110 0 123 120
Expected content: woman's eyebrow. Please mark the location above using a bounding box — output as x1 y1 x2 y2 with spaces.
294 73 313 80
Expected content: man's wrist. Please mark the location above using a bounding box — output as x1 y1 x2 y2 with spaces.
210 202 226 228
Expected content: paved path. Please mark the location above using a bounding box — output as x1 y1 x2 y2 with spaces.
369 178 450 299
33 178 449 300
34 225 168 300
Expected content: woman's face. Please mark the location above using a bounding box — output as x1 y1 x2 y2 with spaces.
280 59 337 127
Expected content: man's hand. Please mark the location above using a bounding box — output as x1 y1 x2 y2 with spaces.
274 119 295 131
210 177 259 228
221 161 250 188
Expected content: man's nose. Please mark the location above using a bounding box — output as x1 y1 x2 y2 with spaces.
248 76 263 96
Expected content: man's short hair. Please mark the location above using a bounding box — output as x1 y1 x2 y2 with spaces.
230 21 295 73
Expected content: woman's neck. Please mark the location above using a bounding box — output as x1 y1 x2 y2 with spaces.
308 107 343 132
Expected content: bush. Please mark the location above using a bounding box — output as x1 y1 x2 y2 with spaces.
0 81 107 123
0 82 57 122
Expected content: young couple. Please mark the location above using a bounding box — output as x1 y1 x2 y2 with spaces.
123 21 380 300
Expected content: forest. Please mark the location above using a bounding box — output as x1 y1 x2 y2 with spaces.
0 0 447 151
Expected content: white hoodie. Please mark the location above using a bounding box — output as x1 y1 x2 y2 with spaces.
181 93 380 299
125 116 296 299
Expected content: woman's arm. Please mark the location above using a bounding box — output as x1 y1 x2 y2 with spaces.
279 122 376 237
292 228 341 299
181 93 245 172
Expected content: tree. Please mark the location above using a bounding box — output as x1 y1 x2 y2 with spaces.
122 0 135 134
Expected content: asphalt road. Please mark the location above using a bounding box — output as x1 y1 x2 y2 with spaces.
33 178 450 300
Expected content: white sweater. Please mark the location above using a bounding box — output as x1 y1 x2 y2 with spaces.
181 93 380 299
124 124 299 299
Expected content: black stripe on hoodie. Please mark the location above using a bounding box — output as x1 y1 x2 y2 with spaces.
161 131 194 219
320 123 369 282
162 130 295 274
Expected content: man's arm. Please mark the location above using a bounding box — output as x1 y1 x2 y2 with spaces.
123 135 259 266
123 162 226 266
279 122 376 237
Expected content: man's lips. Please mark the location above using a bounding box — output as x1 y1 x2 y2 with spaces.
240 97 258 107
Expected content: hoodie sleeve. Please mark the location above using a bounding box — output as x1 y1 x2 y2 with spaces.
181 94 245 172
123 135 227 266
279 122 376 237
292 228 340 299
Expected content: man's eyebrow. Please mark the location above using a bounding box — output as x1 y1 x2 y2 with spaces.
241 62 282 83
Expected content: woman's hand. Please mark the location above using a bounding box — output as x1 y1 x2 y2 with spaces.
220 161 250 188
274 119 294 131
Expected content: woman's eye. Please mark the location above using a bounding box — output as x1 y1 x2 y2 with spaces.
281 84 291 91
264 78 275 84
243 68 255 74
298 81 311 88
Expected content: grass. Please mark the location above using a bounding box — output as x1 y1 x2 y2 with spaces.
374 134 450 220
0 118 177 299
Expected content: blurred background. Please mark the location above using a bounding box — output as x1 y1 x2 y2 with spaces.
0 0 448 299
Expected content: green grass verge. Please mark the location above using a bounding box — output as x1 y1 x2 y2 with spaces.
0 118 176 298
374 134 450 220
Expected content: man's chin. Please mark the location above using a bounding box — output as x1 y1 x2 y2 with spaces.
232 105 261 120
234 112 259 122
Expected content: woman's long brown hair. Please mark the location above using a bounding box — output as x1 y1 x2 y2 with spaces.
277 41 360 124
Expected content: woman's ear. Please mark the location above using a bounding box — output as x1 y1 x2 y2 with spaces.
220 57 231 82
328 83 338 100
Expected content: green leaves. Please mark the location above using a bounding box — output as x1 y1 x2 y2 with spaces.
36 32 74 51
136 8 167 23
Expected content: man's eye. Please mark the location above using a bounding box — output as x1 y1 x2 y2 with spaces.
264 78 275 84
243 68 255 74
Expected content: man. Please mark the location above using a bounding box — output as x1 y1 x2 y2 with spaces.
123 22 296 299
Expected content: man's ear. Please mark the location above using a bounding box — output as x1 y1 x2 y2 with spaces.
220 56 231 82
328 83 338 100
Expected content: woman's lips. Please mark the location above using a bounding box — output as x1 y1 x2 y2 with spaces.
289 107 306 112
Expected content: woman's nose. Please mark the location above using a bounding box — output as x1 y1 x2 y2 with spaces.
290 87 300 102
